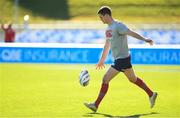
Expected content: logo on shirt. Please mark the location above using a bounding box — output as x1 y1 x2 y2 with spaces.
106 30 112 40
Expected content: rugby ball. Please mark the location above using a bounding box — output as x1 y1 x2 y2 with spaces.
79 69 90 86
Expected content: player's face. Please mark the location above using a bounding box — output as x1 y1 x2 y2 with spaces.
98 14 108 24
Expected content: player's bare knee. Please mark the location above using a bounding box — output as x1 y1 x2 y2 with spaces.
102 78 109 84
128 77 137 83
102 75 110 84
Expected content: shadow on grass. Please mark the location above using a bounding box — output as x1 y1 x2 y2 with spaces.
83 112 158 118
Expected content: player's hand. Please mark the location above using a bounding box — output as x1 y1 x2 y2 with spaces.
145 38 153 45
96 61 105 70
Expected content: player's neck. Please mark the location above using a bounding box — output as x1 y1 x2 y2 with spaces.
107 18 114 25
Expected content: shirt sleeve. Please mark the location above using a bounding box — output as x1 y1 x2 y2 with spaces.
117 23 129 35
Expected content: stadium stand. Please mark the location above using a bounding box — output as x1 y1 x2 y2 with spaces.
15 29 180 44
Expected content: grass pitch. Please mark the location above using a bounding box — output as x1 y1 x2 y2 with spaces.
0 63 180 117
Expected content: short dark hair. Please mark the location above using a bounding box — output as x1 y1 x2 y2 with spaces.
97 6 112 16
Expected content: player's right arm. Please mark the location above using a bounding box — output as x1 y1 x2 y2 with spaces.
1 24 3 30
1 24 5 30
127 29 153 45
96 39 110 70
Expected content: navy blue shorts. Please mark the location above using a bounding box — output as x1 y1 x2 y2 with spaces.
111 56 132 72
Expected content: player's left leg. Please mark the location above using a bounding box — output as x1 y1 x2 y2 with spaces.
123 67 157 108
94 66 119 107
84 66 119 112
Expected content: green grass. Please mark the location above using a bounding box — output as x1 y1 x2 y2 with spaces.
0 64 180 117
0 0 180 23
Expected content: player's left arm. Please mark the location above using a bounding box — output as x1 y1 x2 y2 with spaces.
96 39 110 70
127 29 153 45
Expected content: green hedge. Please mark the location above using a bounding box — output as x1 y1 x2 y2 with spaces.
0 0 179 23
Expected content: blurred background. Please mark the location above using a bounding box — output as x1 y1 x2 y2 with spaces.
0 0 179 44
0 0 180 117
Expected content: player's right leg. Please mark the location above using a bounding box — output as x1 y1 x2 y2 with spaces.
84 66 119 112
123 67 158 108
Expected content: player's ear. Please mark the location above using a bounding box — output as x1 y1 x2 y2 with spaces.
105 14 111 18
104 14 108 17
